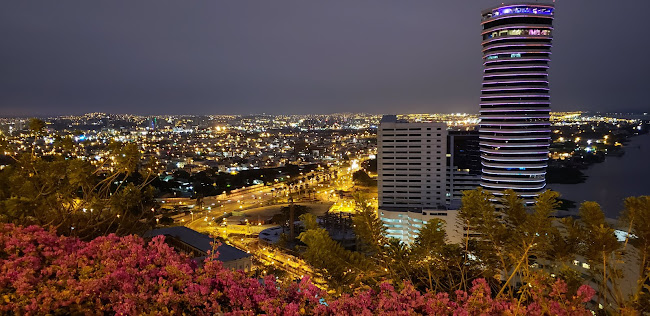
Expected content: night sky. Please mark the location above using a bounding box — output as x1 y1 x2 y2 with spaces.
1 1 648 116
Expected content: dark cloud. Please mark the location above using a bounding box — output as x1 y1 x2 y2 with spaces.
0 0 648 116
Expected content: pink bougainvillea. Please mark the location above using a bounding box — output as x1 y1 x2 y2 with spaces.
0 224 594 315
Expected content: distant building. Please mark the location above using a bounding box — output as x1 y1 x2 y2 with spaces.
145 226 253 272
479 3 555 203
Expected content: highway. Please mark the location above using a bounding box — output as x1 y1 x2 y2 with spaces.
152 159 365 281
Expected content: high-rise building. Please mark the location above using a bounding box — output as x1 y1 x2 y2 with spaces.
377 116 475 244
378 115 448 210
479 4 554 203
377 116 450 243
446 130 481 206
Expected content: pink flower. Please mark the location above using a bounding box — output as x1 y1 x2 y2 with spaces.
576 285 596 303
0 224 596 315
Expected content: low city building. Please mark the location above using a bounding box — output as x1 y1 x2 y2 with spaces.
145 226 253 272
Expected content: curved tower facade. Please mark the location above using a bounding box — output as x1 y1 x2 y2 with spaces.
479 4 554 203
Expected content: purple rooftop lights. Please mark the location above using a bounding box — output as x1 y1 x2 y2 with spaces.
485 5 554 20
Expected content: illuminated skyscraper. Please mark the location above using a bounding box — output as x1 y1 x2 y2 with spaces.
479 4 554 203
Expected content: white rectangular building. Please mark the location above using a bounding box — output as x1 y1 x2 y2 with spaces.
378 115 448 208
378 115 463 243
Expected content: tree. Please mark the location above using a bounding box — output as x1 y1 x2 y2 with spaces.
500 190 559 298
620 196 650 311
576 201 622 310
298 213 376 294
28 118 46 156
409 218 471 293
361 158 377 173
458 188 561 298
458 188 509 285
28 118 46 135
352 170 375 187
352 193 387 256
0 141 157 240
301 212 319 230
545 217 583 293
55 135 76 156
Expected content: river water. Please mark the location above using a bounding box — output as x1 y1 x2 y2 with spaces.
549 132 650 218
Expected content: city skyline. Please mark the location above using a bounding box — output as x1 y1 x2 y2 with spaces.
2 0 649 116
1 2 649 312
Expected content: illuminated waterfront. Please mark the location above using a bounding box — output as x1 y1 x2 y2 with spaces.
550 132 650 217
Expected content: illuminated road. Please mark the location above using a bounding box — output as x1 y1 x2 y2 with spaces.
154 159 367 282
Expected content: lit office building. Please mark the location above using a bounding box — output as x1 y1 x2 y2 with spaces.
479 4 555 203
377 116 469 243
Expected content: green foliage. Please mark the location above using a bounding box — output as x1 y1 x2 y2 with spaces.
158 216 174 225
458 188 509 280
408 219 472 293
0 141 157 240
277 233 290 249
458 189 562 298
621 196 650 267
620 196 650 311
301 194 474 295
577 202 620 263
352 170 375 187
28 118 46 135
298 213 376 294
411 218 447 257
0 133 9 153
296 187 650 314
361 158 377 173
545 217 582 268
575 201 622 310
299 213 318 230
270 204 309 225
108 141 141 175
352 205 388 254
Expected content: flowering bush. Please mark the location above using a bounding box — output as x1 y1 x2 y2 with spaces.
0 224 594 315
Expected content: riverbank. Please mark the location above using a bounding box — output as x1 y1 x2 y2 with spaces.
549 132 650 218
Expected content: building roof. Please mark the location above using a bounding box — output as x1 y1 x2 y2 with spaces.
380 115 397 123
145 226 251 262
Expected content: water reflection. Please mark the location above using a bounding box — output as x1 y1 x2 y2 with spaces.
549 132 650 218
